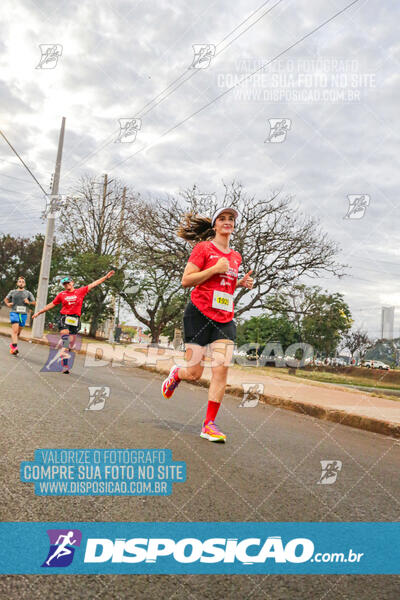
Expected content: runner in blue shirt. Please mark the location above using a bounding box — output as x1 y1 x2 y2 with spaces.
3 276 36 355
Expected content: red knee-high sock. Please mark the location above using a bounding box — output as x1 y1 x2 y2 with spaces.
205 401 221 424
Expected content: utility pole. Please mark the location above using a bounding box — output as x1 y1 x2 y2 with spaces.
108 186 126 343
98 174 108 253
116 188 126 326
89 173 109 338
32 117 66 340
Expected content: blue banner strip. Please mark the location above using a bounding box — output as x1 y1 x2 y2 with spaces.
0 522 398 574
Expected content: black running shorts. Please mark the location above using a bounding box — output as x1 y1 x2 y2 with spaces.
183 302 236 346
58 314 81 335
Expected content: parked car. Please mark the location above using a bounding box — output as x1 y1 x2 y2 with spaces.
374 360 390 370
363 360 390 370
234 349 247 357
331 358 348 367
245 348 260 361
233 349 248 360
245 347 284 366
313 358 324 366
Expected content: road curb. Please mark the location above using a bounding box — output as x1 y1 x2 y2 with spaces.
136 365 400 440
2 330 399 439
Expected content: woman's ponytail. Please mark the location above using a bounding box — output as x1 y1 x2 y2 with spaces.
177 212 215 244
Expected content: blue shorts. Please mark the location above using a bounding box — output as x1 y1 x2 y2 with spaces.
10 312 28 326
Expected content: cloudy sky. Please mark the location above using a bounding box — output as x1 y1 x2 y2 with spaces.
0 0 398 337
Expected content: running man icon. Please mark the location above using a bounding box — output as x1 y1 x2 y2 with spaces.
40 334 82 373
46 532 76 565
45 347 71 371
42 529 82 568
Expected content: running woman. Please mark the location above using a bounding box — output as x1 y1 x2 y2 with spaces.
162 207 254 442
3 276 36 355
32 271 115 373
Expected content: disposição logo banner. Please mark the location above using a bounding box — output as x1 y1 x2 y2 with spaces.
0 522 398 575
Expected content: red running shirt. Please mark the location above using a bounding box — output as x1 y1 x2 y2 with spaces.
53 286 89 316
188 241 242 323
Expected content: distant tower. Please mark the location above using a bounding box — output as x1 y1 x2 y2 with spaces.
381 306 394 340
173 328 182 350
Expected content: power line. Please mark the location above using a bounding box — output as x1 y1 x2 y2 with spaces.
349 276 386 284
0 171 33 184
350 254 400 268
63 0 284 178
347 264 399 275
140 0 282 117
137 0 279 119
0 185 42 196
109 0 363 172
0 130 48 196
138 0 284 119
216 0 283 55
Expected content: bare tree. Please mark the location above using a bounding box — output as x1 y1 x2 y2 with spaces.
58 175 136 336
341 328 371 362
119 198 190 343
60 175 133 255
222 182 347 316
121 182 346 342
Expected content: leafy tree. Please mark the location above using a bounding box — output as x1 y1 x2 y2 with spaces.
121 326 137 339
160 294 189 342
269 284 353 356
0 234 64 317
65 252 122 332
236 314 300 349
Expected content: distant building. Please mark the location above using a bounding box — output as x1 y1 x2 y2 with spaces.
173 328 182 350
381 306 394 340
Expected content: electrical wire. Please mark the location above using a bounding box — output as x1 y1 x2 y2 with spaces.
109 0 363 172
0 130 48 196
63 0 285 177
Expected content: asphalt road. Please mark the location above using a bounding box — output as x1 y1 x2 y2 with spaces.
0 339 399 599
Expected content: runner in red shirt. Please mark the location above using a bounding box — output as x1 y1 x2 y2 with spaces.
161 207 254 443
53 284 90 316
188 240 242 323
32 271 115 373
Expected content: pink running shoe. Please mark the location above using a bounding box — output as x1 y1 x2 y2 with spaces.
161 366 180 399
200 420 226 443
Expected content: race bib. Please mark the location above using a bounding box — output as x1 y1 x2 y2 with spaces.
212 290 233 312
65 316 79 326
15 305 26 313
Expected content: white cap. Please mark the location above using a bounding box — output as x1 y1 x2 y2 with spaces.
211 207 239 227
